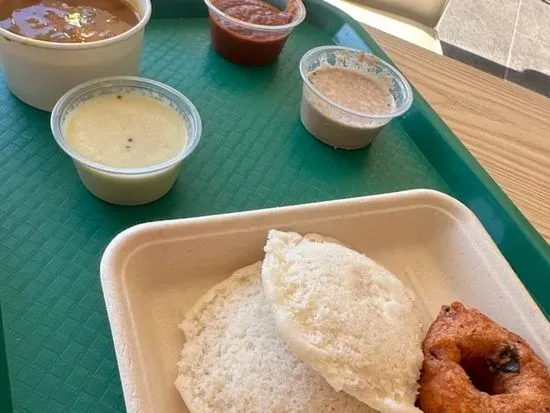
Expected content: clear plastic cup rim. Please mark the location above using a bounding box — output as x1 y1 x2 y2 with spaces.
299 46 414 120
0 0 152 50
51 76 202 176
203 0 306 32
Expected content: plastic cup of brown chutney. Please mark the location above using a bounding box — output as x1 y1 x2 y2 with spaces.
204 0 306 65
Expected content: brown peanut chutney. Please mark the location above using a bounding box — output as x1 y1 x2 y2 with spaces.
0 0 138 43
209 0 296 65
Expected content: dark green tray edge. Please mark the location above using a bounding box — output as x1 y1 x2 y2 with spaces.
0 303 13 413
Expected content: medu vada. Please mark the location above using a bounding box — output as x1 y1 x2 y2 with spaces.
419 302 550 413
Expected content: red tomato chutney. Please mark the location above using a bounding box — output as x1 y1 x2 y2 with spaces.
208 0 300 65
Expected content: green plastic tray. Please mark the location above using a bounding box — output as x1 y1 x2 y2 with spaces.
0 303 13 412
0 0 548 411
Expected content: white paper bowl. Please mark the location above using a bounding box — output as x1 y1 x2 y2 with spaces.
0 0 152 111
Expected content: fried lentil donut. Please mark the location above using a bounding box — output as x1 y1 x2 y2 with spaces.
419 302 550 413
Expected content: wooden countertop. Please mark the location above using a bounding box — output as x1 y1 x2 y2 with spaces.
365 26 550 243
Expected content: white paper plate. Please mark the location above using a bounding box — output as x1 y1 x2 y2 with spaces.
100 189 550 413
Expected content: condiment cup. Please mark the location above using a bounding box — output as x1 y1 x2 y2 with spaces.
203 0 306 65
299 46 413 149
51 77 202 206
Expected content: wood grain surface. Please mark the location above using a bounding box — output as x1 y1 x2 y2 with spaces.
365 26 550 243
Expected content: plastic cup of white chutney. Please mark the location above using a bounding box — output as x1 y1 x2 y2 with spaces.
51 77 202 206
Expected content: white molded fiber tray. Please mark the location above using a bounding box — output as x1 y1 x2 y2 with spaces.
100 189 550 413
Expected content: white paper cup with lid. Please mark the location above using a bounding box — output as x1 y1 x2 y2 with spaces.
0 0 152 111
51 77 202 206
299 46 413 149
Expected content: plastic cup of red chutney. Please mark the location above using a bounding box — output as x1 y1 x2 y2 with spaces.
204 0 306 65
